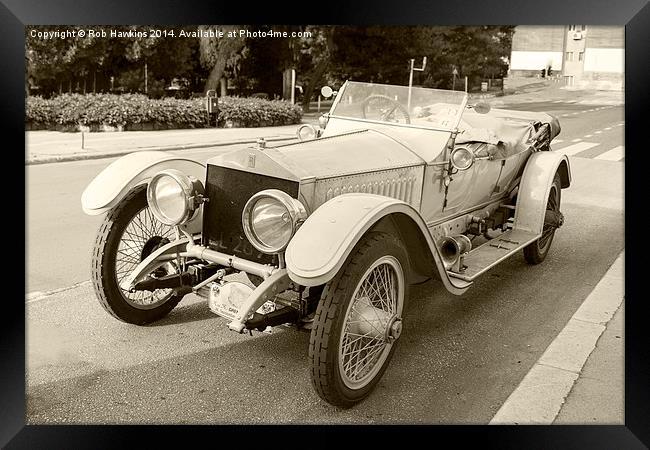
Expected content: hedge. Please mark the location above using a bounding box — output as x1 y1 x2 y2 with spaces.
25 93 303 131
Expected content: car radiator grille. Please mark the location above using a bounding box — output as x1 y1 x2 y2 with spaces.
202 165 300 266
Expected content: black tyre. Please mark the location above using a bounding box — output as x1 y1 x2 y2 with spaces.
91 185 184 325
523 173 562 265
361 94 411 124
309 232 409 408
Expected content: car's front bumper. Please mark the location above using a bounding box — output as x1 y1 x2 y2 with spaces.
121 235 288 332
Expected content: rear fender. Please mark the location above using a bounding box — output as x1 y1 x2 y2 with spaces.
514 151 571 234
81 151 206 229
285 193 472 295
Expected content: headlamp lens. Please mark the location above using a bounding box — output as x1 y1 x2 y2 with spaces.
153 176 186 224
451 147 474 170
250 197 293 250
242 189 307 254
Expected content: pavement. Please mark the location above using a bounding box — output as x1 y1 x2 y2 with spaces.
25 124 304 165
490 252 624 425
23 82 626 424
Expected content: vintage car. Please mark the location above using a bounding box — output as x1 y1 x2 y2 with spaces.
81 81 569 408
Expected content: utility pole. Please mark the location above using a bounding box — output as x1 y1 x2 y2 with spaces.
144 60 148 95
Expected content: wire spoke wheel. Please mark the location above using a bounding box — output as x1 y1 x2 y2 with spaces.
339 256 404 389
309 232 408 408
91 185 185 325
538 182 560 250
116 205 177 309
524 173 562 265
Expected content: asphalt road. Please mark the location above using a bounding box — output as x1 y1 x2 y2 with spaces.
25 100 624 423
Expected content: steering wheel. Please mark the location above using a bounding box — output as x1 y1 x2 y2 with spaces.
360 94 411 124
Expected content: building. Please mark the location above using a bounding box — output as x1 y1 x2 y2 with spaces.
508 26 624 90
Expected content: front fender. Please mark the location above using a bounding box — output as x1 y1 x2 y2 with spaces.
285 193 471 295
81 151 205 216
514 151 571 234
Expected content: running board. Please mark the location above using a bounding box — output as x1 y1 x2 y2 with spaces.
447 229 540 282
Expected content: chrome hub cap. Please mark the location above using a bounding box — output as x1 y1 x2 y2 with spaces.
388 317 402 341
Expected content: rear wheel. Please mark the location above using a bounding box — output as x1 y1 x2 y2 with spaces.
523 173 562 264
309 232 408 408
91 185 184 325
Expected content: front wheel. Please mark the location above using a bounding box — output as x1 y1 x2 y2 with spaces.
309 232 408 408
91 185 184 325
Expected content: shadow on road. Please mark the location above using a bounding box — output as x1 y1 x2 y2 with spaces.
148 297 218 327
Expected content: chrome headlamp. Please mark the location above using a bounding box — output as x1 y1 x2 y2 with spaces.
147 169 205 226
242 189 307 254
296 124 319 141
450 146 475 171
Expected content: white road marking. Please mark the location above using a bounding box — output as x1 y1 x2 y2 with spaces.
595 130 602 134
595 146 624 161
490 252 624 424
604 127 612 130
558 142 599 156
26 280 92 303
552 139 564 144
571 138 581 143
584 134 593 138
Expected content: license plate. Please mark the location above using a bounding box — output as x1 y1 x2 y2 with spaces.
208 281 253 321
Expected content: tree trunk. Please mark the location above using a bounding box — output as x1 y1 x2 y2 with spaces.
220 78 227 97
204 59 227 93
203 36 246 94
301 57 329 113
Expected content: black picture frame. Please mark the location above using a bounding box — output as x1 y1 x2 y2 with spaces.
6 0 648 447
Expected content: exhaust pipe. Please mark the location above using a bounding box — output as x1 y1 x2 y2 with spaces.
439 235 472 271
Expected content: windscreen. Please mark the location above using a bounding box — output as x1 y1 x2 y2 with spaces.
330 81 467 130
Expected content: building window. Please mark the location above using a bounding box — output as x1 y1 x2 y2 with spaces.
578 52 584 61
568 25 576 31
566 52 574 61
581 25 586 31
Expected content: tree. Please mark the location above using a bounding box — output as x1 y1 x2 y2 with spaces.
419 26 515 90
199 25 247 93
328 26 424 85
26 25 200 97
26 26 78 95
295 26 336 111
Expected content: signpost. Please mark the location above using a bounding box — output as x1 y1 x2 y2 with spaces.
452 66 458 90
407 57 427 111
